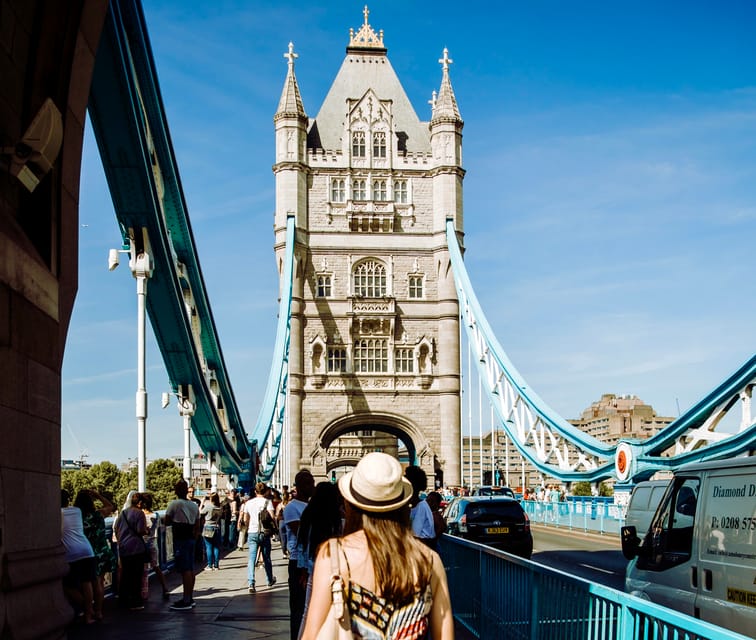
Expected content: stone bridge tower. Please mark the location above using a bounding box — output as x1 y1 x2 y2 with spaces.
273 8 464 486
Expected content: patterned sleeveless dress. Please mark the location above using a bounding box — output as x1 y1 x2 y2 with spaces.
342 552 433 639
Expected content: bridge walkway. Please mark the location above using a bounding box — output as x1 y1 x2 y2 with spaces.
67 543 474 640
69 546 290 640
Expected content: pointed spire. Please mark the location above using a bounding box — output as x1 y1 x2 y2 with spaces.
348 5 386 52
431 48 461 123
275 42 306 119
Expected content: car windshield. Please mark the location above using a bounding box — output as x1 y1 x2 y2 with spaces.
465 502 522 521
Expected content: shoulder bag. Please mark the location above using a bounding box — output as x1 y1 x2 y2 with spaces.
314 538 351 640
258 499 278 537
120 509 151 563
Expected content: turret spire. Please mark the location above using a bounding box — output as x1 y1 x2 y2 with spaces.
275 41 306 119
431 47 462 123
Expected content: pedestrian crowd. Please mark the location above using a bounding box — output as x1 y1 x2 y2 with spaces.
60 459 455 638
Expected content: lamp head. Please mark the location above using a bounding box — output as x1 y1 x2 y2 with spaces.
108 248 120 271
161 392 170 409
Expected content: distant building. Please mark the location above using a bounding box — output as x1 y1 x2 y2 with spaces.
571 393 674 445
455 394 674 491
60 459 91 471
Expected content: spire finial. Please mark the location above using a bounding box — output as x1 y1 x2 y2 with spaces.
284 41 298 67
428 90 437 110
439 47 453 71
348 5 385 50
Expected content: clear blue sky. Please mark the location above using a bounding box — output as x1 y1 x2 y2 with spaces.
62 1 756 465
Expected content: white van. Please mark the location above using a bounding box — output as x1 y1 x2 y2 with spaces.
624 480 669 536
621 457 756 637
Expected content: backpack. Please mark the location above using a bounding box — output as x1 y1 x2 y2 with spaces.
258 500 277 536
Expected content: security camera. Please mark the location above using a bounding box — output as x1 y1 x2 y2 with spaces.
2 98 63 192
108 248 120 271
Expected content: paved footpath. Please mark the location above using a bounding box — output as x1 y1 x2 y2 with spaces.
68 541 474 640
69 543 291 640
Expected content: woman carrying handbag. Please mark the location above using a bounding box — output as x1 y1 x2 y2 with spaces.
300 452 454 640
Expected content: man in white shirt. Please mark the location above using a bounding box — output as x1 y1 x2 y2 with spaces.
242 482 276 593
282 469 314 640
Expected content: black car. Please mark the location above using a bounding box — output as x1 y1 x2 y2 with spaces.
444 496 533 559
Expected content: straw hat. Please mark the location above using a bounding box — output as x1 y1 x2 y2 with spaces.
338 452 413 513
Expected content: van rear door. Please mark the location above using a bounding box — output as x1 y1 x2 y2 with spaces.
694 467 756 634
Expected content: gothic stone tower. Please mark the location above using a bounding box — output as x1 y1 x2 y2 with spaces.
273 9 464 486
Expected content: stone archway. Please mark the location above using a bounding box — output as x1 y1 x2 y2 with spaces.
1 2 109 638
305 413 438 482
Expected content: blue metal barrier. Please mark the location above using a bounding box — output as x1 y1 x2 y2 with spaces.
439 534 749 640
522 499 624 535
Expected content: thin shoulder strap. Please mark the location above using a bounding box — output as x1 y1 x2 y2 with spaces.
328 538 340 575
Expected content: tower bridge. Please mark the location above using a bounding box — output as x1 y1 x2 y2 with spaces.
1 2 754 636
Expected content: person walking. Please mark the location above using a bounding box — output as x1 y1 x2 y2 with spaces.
405 465 436 549
140 492 169 599
61 489 97 624
283 469 315 640
295 481 343 639
277 487 291 558
226 488 241 549
113 491 148 611
237 493 249 550
242 482 277 593
299 453 454 639
73 489 116 620
165 479 200 610
200 492 223 571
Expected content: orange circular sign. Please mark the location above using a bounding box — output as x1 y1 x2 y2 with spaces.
617 449 627 474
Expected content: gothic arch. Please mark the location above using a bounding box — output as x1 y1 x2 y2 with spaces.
312 412 434 468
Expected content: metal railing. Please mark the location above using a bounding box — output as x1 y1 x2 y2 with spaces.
522 498 624 535
440 534 749 640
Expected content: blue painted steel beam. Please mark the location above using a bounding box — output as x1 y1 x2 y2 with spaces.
446 220 756 483
88 0 252 474
252 216 295 481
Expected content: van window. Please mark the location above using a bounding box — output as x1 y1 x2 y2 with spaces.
629 485 653 510
639 478 699 571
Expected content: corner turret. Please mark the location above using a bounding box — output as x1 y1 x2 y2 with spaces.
430 48 464 232
274 42 308 232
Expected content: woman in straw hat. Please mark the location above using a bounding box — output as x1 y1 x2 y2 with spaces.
300 452 454 639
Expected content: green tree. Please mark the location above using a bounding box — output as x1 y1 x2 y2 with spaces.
571 481 592 496
61 468 92 501
598 482 614 497
145 458 183 509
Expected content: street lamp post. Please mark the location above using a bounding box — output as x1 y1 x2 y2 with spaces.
162 385 195 483
109 244 153 492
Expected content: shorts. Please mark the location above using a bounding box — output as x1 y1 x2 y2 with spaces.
63 556 96 589
173 538 195 573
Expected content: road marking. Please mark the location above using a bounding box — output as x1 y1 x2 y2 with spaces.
579 563 615 575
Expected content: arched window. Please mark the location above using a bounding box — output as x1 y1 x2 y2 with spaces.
373 131 386 158
352 131 366 157
394 179 408 204
372 179 387 201
353 260 386 297
352 178 366 201
330 178 345 203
